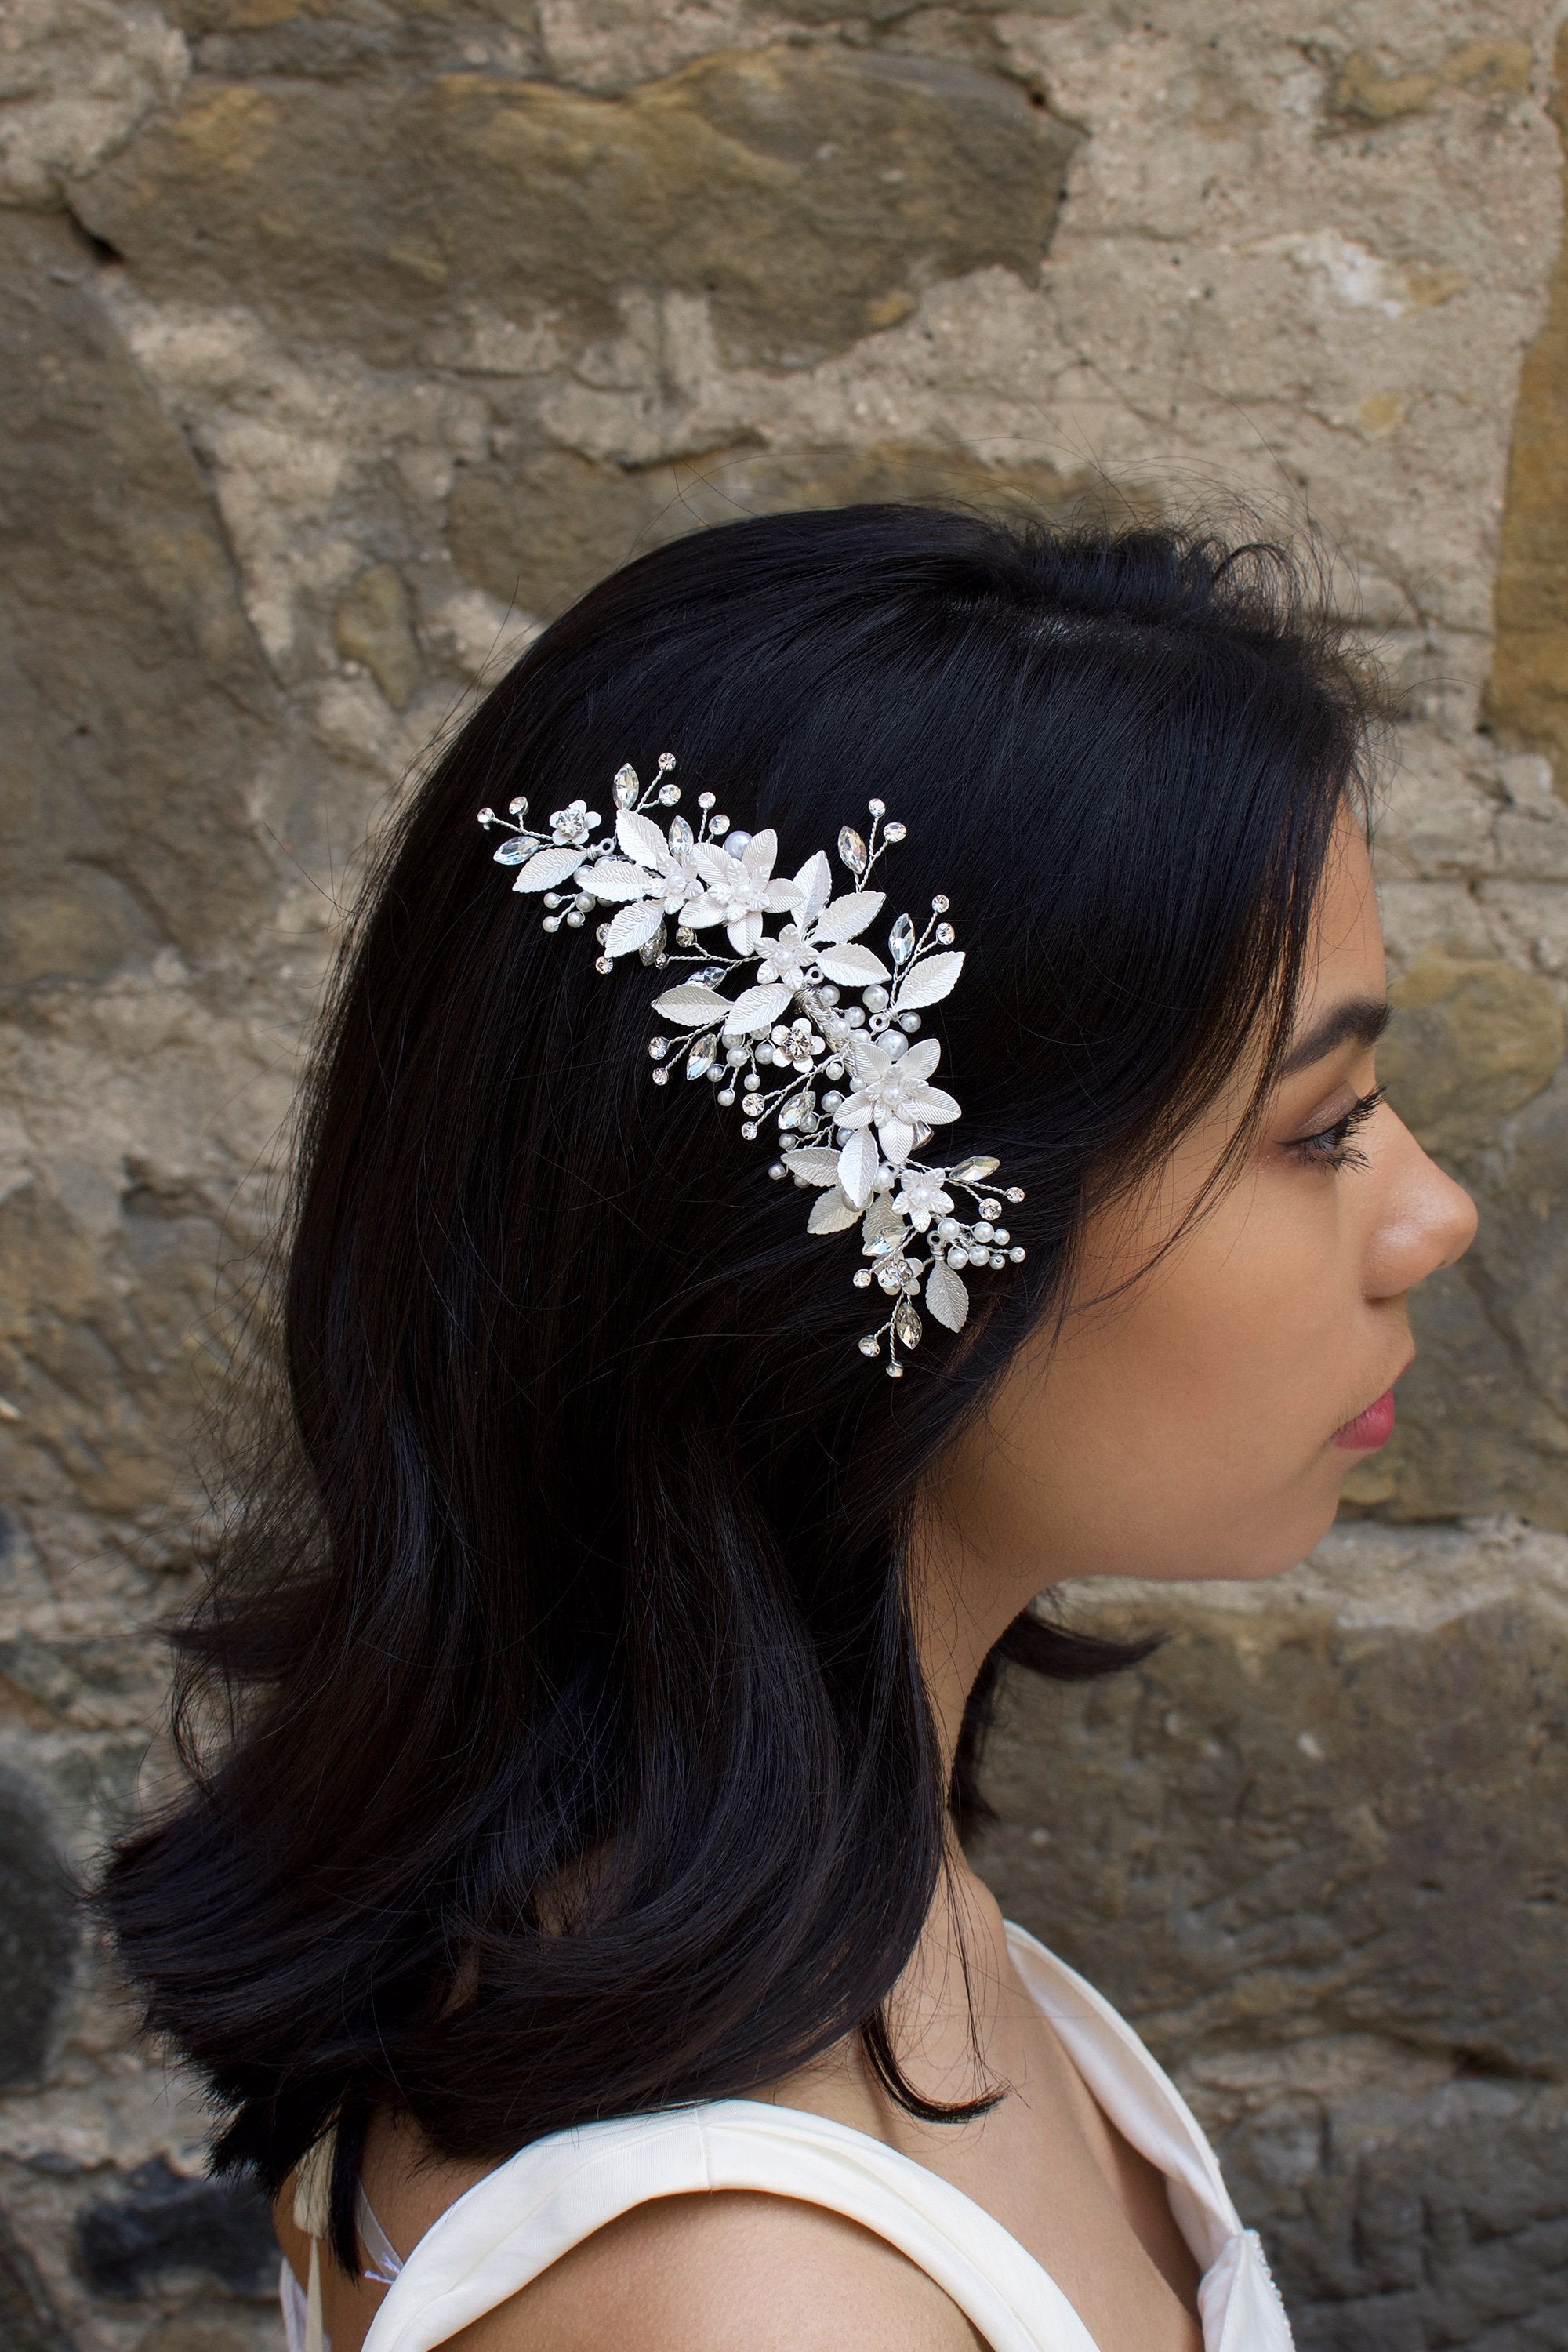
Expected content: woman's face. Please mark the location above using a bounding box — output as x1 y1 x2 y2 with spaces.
933 813 1477 1591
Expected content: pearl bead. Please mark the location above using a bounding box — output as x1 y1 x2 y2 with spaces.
863 985 890 1013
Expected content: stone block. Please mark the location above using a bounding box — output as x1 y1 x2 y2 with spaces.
1490 24 1568 789
333 564 420 710
72 2158 278 2300
1224 2078 1568 2351
0 212 275 986
0 2204 70 2352
975 1522 1568 2078
1378 949 1565 1158
72 47 1078 371
0 1766 78 2092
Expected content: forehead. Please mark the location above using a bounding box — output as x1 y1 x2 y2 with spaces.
1303 813 1384 1004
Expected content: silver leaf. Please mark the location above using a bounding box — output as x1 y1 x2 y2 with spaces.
815 942 891 986
837 1128 879 1209
509 843 585 893
781 1148 842 1188
616 807 670 869
582 858 659 903
652 982 732 1027
811 890 885 946
723 982 795 1036
891 949 965 1010
808 1189 861 1234
924 1258 970 1333
602 901 666 957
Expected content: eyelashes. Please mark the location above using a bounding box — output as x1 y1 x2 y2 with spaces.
1287 1086 1386 1172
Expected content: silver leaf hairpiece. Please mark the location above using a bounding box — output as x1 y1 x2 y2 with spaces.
478 756 1025 1377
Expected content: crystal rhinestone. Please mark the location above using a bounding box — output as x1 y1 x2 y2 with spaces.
477 805 495 825
596 924 609 942
614 767 639 806
691 966 727 987
710 814 730 836
508 796 528 815
858 1334 880 1356
1008 1246 1026 1262
888 913 916 966
649 1037 668 1059
1007 1187 1025 1203
676 927 696 946
658 782 681 804
686 1038 715 1081
892 1301 921 1348
543 916 561 933
935 922 956 945
868 798 886 815
838 826 868 875
699 791 715 808
740 1120 758 1139
651 1068 669 1085
593 953 612 971
886 1363 904 1379
884 821 906 841
949 1156 999 1182
668 815 694 855
493 839 532 865
979 1198 1002 1220
742 1094 764 1115
853 1270 873 1289
897 1011 921 1032
931 894 950 913
876 1262 904 1292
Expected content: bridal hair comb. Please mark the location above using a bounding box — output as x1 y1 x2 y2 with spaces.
478 757 1024 1376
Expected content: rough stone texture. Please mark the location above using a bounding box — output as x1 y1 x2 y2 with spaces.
1 2 1566 2345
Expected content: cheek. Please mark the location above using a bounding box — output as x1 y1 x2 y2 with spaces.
988 1176 1359 1576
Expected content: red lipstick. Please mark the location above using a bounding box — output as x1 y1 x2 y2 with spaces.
1333 1388 1396 1451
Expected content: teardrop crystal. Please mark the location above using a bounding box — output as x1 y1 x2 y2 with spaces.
614 764 640 807
893 1301 923 1351
838 826 868 876
688 965 728 987
686 1036 716 1080
667 815 694 855
949 1156 1000 1182
492 838 532 864
888 912 916 965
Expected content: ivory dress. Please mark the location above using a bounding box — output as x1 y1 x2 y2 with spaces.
282 1922 1293 2352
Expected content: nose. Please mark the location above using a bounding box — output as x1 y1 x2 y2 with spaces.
1363 1113 1479 1301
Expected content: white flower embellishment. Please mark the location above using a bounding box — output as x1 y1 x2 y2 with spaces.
479 759 1025 1376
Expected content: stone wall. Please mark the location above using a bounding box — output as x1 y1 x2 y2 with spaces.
0 3 1564 2346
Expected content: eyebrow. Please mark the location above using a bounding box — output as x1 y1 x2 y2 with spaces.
1276 993 1390 1080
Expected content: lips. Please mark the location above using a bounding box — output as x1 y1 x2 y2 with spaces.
1333 1388 1396 1451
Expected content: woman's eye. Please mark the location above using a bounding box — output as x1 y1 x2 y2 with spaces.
1287 1087 1385 1171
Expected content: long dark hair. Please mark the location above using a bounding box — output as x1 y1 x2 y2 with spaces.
102 507 1379 2261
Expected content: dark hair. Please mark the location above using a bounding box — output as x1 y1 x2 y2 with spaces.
102 506 1378 2261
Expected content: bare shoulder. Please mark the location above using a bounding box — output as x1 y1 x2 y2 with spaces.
444 2189 986 2352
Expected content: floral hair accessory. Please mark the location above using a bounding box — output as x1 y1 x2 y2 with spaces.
478 757 1025 1377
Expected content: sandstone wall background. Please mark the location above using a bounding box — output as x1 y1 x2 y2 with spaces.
1 3 1566 2347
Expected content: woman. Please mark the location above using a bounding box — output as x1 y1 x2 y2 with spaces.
103 509 1475 2352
